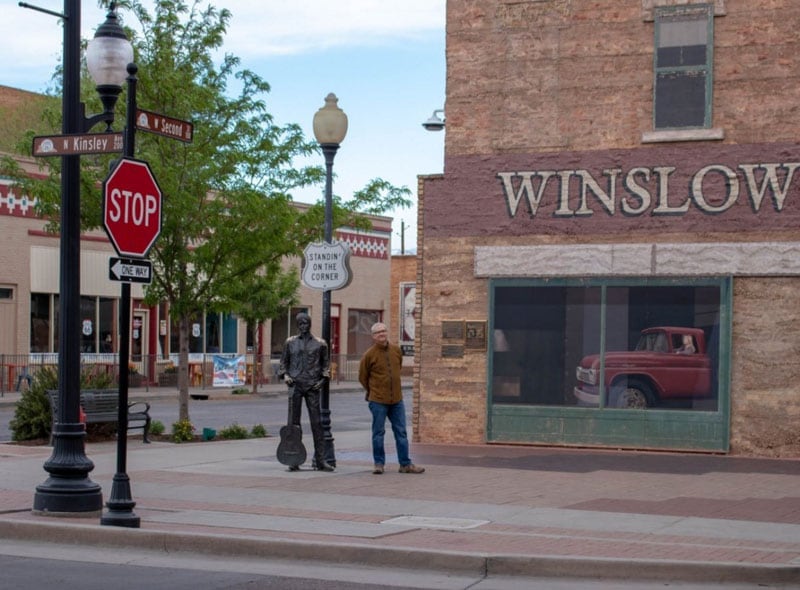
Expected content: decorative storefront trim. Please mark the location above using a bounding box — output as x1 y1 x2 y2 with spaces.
0 182 38 217
336 230 389 260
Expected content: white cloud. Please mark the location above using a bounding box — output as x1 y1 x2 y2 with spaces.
223 0 446 57
4 1 445 90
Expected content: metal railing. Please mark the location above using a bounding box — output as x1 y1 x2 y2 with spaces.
0 352 364 394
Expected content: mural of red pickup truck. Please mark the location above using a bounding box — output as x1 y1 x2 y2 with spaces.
573 326 713 409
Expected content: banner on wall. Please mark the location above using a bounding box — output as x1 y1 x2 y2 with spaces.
212 355 246 387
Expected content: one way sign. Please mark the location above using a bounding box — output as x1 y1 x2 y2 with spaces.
109 257 152 284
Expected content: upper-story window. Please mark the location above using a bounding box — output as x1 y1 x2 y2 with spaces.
653 3 714 130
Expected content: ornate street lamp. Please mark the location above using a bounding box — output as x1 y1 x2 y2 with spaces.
31 0 132 516
312 93 348 466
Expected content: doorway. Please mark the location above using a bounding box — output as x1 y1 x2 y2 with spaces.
131 310 148 361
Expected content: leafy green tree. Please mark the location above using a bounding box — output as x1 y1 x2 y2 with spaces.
228 263 299 394
3 0 411 423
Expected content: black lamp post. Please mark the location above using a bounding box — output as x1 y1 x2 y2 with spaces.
31 0 132 516
312 93 348 467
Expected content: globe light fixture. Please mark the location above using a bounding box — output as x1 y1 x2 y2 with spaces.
86 3 134 131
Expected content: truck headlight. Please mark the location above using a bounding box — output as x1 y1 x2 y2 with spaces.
576 366 597 385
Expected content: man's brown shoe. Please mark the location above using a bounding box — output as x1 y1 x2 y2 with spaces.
398 464 425 474
372 464 384 474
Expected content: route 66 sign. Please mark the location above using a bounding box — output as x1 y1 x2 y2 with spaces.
302 241 353 291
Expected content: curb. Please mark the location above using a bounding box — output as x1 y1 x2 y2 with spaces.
1 518 798 585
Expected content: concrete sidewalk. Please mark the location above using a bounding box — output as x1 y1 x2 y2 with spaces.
1 389 799 586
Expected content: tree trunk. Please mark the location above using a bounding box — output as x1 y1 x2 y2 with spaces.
251 320 260 395
178 315 190 422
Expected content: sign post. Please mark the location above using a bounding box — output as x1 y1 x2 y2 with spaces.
101 68 154 529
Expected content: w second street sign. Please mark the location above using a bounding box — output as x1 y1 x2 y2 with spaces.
302 241 353 291
109 258 152 284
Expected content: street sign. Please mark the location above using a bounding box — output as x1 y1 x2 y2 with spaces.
32 132 124 157
136 108 193 143
301 241 353 291
109 257 152 284
102 158 163 258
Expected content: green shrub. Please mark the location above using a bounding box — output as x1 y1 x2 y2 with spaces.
10 366 116 442
231 387 249 395
218 423 249 439
10 367 58 441
171 419 195 443
149 420 165 436
250 424 267 438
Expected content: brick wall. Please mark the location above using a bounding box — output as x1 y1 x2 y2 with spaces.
418 0 800 454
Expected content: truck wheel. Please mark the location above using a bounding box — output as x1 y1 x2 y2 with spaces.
611 379 654 409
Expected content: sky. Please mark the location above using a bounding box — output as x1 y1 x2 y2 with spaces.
3 0 447 253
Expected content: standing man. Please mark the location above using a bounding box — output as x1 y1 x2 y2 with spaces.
359 322 424 475
278 312 334 472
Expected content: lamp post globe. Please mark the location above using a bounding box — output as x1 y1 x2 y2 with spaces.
33 0 131 517
87 3 133 130
313 93 348 146
312 93 347 467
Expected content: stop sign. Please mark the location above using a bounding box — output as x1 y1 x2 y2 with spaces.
103 158 162 258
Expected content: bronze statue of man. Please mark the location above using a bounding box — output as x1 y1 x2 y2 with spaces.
278 312 334 472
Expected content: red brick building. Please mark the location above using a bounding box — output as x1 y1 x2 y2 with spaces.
415 0 800 455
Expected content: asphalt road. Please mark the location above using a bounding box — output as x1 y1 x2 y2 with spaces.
0 390 385 443
0 547 777 590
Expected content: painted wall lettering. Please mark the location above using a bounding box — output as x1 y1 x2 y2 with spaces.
497 162 800 219
424 143 800 238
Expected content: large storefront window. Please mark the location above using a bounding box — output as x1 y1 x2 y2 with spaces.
205 312 238 353
347 309 382 355
99 297 114 352
30 293 50 352
491 279 723 411
170 314 205 353
488 277 731 450
80 296 97 352
270 306 309 358
31 294 117 354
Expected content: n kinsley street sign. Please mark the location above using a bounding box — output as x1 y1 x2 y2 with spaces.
32 132 124 156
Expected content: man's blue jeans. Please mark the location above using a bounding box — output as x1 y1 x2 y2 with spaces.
369 400 411 467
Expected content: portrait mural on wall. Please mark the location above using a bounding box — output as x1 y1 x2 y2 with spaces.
400 282 416 347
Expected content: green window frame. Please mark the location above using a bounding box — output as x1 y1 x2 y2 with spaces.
489 276 731 411
487 276 732 451
653 3 714 130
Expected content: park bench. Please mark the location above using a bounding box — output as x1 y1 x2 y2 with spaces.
47 389 151 443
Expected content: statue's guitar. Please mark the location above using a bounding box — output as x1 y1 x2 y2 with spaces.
276 387 307 468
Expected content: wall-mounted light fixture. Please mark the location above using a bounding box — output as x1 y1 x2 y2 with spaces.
422 108 445 131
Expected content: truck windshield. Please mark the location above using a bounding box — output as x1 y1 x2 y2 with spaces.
635 332 668 352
